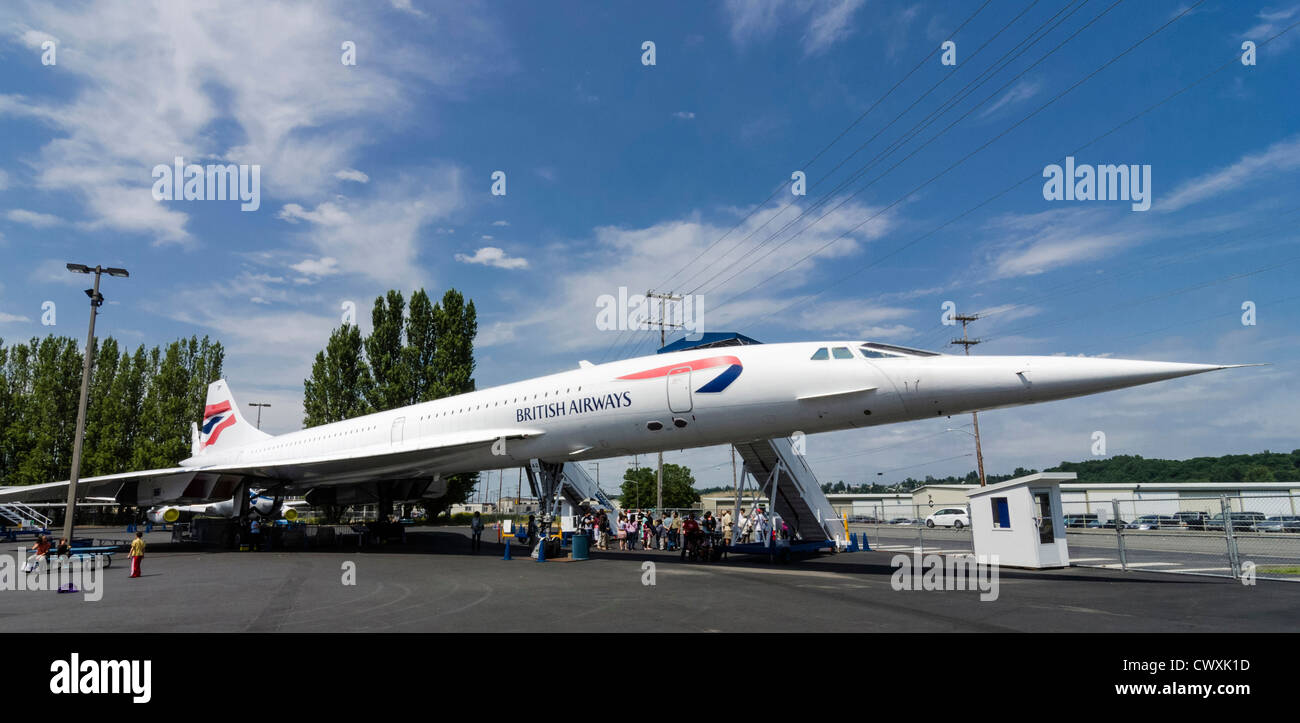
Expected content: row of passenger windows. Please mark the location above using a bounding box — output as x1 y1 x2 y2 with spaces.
415 386 584 422
266 425 378 451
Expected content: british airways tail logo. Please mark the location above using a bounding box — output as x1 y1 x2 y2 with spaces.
201 401 236 448
616 355 743 393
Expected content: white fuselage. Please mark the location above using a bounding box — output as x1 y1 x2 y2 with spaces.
180 341 1235 487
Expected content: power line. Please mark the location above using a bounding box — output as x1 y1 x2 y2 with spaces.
673 0 1044 297
706 0 1178 316
595 1 997 363
685 0 1092 299
737 7 1286 336
908 206 1300 350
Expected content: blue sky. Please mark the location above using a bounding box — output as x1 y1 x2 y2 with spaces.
1 1 1298 494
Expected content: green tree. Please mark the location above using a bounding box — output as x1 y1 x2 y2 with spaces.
16 336 82 485
365 290 409 412
428 289 479 517
620 463 700 510
403 289 439 405
132 341 192 469
303 324 372 426
82 337 120 476
432 289 476 399
1243 465 1276 482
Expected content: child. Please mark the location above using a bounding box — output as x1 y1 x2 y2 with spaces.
128 531 145 578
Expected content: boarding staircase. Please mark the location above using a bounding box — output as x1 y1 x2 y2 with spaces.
733 437 845 545
0 502 54 529
526 459 614 514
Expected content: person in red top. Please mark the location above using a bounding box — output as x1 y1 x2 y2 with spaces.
680 514 701 560
24 534 51 573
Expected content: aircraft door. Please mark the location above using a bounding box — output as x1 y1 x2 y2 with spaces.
391 417 405 446
667 367 692 413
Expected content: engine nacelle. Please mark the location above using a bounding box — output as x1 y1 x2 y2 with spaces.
146 506 181 524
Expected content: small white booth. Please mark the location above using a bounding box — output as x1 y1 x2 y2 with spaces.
967 472 1073 569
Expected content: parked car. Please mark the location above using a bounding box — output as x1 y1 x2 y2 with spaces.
1206 512 1267 532
888 517 913 525
1064 514 1099 528
925 508 970 529
1172 511 1211 530
847 515 880 524
1256 515 1300 533
1126 515 1179 530
1086 519 1128 529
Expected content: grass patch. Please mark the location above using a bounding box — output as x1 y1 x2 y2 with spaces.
1255 566 1300 575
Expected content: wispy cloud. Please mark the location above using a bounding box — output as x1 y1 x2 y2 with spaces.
723 0 866 55
981 208 1144 279
1162 134 1300 212
5 209 62 228
0 1 507 246
334 169 370 184
455 246 529 270
979 79 1041 119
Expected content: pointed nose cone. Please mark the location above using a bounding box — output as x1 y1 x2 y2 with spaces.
1023 358 1258 402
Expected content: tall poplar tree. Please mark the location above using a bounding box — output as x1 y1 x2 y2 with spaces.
303 323 373 426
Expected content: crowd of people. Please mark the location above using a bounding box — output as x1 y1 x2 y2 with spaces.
575 506 779 556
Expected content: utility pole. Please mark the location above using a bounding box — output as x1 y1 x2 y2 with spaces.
645 291 684 512
950 313 987 486
62 263 129 543
248 402 271 429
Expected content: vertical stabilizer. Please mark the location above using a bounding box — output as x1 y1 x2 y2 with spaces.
198 379 272 453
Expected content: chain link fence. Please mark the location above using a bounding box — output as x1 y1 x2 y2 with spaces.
1060 494 1300 581
846 496 1300 582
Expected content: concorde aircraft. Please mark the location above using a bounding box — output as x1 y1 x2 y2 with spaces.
0 337 1256 516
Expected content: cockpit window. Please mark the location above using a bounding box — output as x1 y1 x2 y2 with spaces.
810 347 829 360
859 348 900 359
832 346 853 359
860 342 942 357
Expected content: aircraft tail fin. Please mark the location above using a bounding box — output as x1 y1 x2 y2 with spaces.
198 379 272 453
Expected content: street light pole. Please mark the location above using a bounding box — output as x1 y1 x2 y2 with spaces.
248 402 271 429
62 263 128 543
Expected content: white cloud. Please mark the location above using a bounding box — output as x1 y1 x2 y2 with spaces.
723 0 866 55
0 311 31 324
491 220 510 227
980 208 1144 279
1244 4 1300 51
476 197 896 354
275 167 464 286
672 111 696 119
979 79 1041 119
0 169 9 190
290 257 341 277
1162 134 1300 212
802 0 866 55
334 169 370 184
0 2 509 245
5 209 62 227
455 246 529 270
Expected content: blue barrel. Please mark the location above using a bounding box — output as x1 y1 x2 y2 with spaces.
572 533 590 560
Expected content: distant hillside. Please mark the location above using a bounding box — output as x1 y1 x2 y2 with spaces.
692 449 1300 495
1045 450 1300 484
